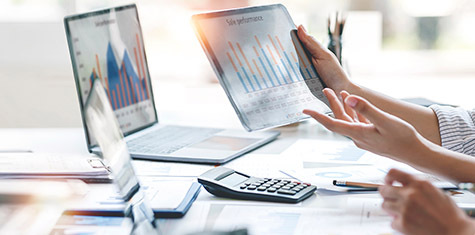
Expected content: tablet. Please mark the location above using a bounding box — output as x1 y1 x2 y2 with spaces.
193 4 330 131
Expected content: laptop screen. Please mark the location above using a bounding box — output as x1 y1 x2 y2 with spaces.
65 4 158 147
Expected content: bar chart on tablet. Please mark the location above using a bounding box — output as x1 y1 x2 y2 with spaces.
194 5 330 130
226 34 318 93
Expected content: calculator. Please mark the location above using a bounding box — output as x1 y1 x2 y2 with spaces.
198 167 317 203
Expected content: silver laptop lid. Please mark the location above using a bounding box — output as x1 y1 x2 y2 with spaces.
64 4 158 149
84 79 155 227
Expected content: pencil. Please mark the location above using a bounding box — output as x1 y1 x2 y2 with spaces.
333 180 381 189
334 180 460 192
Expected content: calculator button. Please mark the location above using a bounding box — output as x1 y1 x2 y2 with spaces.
240 185 247 189
264 178 272 181
277 189 296 195
294 182 301 185
257 186 267 191
276 183 285 186
273 179 281 182
262 183 271 188
252 183 261 187
281 186 291 190
247 186 256 190
273 185 282 189
257 180 266 184
303 183 311 186
267 188 277 193
287 183 297 188
244 182 251 186
295 186 304 190
283 180 291 183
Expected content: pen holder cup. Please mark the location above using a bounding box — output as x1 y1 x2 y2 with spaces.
327 37 343 65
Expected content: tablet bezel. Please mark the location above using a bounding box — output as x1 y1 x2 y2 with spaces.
193 4 299 131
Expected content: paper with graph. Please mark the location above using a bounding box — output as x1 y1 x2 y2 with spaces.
193 4 330 131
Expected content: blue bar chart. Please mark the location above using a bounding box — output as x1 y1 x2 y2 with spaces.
89 37 150 111
68 7 156 133
226 34 319 94
193 5 331 130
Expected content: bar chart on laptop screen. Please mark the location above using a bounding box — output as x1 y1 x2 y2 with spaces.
195 6 330 131
68 7 156 133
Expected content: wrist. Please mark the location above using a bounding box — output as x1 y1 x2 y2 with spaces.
337 81 359 95
391 131 433 168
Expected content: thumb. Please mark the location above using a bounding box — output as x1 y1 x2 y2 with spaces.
297 25 328 59
344 95 387 126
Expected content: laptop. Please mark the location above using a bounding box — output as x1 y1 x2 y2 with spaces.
64 4 280 164
70 80 200 219
84 79 157 233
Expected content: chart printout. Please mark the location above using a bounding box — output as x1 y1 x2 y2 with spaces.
67 7 156 134
194 5 330 131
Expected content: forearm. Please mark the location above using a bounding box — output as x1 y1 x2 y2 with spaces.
343 83 441 145
410 137 475 183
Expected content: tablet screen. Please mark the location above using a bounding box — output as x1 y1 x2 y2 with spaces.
193 4 330 131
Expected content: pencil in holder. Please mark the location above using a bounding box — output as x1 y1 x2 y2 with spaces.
327 11 345 65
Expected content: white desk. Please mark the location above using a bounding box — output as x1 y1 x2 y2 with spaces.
1 125 474 235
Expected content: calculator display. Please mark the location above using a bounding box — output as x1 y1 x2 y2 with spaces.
219 173 249 186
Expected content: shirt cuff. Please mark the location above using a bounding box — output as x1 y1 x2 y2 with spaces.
430 104 475 156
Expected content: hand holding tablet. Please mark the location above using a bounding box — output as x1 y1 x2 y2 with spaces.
193 4 330 131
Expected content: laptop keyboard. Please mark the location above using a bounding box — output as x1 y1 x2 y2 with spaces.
127 126 222 155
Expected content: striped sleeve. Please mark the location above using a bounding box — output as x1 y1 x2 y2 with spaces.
430 105 475 156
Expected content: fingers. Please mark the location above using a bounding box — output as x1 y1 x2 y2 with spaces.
344 95 387 127
341 90 369 123
356 112 371 124
381 199 401 217
379 185 404 201
323 88 353 122
303 109 340 130
302 109 358 138
297 25 329 59
340 90 358 121
384 169 416 186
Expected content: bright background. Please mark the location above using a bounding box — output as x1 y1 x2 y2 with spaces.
1 0 475 128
